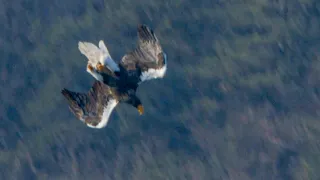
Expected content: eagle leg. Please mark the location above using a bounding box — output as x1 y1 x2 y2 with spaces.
87 64 94 72
96 62 105 72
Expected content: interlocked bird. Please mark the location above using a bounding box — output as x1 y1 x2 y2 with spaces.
61 25 167 128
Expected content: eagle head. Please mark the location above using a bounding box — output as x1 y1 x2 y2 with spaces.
126 94 144 115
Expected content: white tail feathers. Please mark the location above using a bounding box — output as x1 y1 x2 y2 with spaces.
99 40 111 56
97 40 120 72
78 42 101 66
78 41 120 72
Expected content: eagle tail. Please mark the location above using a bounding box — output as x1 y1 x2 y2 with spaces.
98 40 120 72
98 40 111 57
78 41 100 65
137 24 158 43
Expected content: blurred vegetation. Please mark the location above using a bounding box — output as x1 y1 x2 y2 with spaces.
1 0 320 179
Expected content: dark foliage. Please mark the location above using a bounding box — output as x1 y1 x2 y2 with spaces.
0 0 319 179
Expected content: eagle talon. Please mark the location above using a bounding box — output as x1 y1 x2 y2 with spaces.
96 63 104 72
87 64 94 72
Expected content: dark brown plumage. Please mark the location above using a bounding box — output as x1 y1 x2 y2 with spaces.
62 24 167 129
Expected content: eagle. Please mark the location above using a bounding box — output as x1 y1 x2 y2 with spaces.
61 25 167 128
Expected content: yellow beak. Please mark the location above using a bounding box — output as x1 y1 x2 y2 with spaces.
137 105 144 115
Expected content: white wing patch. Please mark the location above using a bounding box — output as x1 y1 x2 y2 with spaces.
140 65 167 82
139 53 167 82
86 99 118 129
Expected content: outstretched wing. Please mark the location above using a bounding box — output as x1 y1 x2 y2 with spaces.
61 81 118 129
119 25 167 84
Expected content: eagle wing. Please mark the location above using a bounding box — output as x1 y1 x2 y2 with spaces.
119 25 167 84
61 81 118 129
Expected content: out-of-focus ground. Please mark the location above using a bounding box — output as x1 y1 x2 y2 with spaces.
1 0 320 179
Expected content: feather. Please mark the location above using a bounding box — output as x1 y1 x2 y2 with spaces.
120 24 167 83
98 40 120 72
78 41 120 82
61 81 118 128
78 41 101 66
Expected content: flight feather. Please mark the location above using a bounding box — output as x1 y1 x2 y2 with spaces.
61 81 118 128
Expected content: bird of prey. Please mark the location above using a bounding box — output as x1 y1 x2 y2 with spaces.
61 25 167 128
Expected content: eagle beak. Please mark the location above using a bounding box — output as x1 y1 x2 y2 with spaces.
137 105 144 115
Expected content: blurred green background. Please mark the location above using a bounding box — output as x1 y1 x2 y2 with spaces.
1 0 320 179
